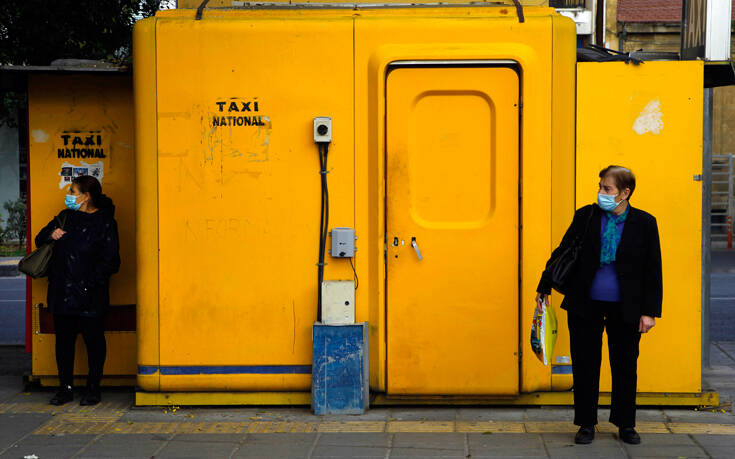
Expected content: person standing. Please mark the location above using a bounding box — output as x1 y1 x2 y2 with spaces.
35 175 120 406
536 165 662 445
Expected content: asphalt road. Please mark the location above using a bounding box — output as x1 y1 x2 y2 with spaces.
0 277 24 345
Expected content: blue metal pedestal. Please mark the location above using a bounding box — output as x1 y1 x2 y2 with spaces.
311 322 369 415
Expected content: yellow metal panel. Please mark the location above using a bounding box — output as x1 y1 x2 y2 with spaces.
576 61 704 393
27 74 137 382
135 391 311 406
134 389 716 406
133 17 160 391
176 0 549 7
386 66 519 395
32 333 136 376
372 391 718 406
150 16 353 390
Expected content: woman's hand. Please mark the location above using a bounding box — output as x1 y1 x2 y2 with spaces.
639 315 655 333
535 292 549 313
51 228 66 241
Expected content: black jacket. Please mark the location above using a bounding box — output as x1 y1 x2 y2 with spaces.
537 203 663 323
35 196 121 317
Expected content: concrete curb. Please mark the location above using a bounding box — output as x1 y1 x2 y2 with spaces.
0 257 22 277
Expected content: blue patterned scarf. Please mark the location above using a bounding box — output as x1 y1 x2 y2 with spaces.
600 206 630 266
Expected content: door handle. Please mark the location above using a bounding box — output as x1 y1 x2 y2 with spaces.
411 237 423 261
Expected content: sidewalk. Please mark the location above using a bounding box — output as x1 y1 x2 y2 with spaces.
1 345 734 458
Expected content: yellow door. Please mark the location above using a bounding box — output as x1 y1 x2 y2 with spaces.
386 66 520 395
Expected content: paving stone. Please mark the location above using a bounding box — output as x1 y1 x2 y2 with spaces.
246 407 320 423
626 433 696 445
467 432 545 457
390 432 465 457
388 407 457 421
634 409 666 421
663 408 735 424
525 407 575 421
233 433 315 458
623 445 708 458
546 445 625 458
1 434 97 458
311 433 389 457
542 432 620 447
543 433 625 459
457 407 526 421
700 446 735 459
692 433 735 447
0 377 23 405
78 433 171 458
0 413 52 451
158 433 241 458
317 408 391 422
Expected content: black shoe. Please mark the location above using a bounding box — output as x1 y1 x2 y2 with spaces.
49 385 73 406
574 426 595 444
79 384 101 406
619 427 641 444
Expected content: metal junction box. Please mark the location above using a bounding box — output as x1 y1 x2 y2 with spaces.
330 227 355 258
321 280 355 325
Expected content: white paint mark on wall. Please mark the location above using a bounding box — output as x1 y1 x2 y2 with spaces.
632 99 664 135
58 160 104 189
31 129 49 143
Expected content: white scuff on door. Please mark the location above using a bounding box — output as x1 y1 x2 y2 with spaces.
632 99 664 135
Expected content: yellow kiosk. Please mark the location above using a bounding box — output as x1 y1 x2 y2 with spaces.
130 1 714 406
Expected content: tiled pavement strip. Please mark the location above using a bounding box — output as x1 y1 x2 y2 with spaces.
0 343 734 457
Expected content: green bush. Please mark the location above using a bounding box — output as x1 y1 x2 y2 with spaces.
2 198 26 248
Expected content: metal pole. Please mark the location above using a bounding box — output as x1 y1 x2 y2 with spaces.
702 87 713 369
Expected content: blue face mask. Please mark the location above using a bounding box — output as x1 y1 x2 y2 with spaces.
65 194 82 211
598 193 623 212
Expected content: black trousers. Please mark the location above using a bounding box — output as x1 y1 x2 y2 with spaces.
568 300 642 428
53 314 107 387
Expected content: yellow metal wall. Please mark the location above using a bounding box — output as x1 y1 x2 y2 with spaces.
135 5 578 394
575 61 704 393
28 74 137 384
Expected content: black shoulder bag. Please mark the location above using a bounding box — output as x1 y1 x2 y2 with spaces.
18 213 67 279
544 206 595 295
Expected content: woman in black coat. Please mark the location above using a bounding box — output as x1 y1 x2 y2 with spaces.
536 165 662 446
35 175 120 406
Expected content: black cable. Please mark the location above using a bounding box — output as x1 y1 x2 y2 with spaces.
511 0 524 23
195 0 210 20
317 143 324 321
348 257 359 290
317 142 329 322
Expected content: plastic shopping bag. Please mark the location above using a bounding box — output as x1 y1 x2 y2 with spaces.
530 300 558 365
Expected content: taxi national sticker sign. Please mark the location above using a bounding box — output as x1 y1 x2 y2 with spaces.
56 131 109 159
211 98 266 127
206 97 271 164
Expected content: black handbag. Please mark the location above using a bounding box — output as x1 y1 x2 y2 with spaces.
18 213 67 279
544 206 595 295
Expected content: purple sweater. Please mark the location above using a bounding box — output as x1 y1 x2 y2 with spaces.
589 212 626 302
